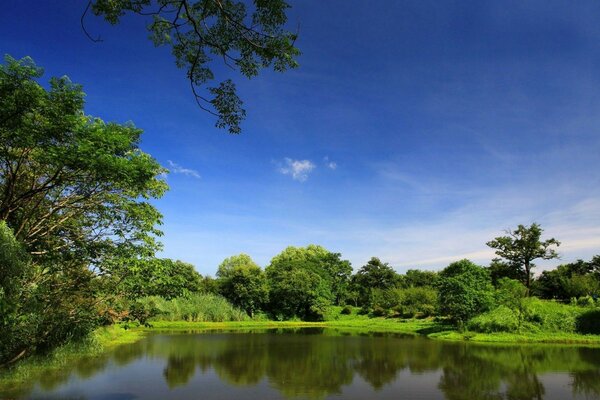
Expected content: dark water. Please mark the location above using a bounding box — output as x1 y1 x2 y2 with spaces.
4 328 600 400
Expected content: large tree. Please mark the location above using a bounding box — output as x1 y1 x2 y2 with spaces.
217 254 268 317
486 223 560 289
265 245 350 320
352 257 399 306
0 55 166 363
89 0 300 134
437 259 494 325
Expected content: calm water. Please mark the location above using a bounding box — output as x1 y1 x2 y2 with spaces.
3 328 600 400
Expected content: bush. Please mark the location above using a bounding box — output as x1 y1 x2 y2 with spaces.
524 298 579 333
340 305 353 315
371 305 387 317
576 309 600 334
398 287 438 317
468 306 521 333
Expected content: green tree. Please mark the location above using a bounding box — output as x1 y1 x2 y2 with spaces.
352 257 399 306
0 55 166 363
265 245 345 320
90 0 300 134
437 259 495 326
217 254 268 317
120 258 202 299
404 269 438 288
486 223 560 289
495 278 528 329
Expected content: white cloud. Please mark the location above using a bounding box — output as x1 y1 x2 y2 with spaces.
167 160 201 179
324 156 337 170
279 158 315 182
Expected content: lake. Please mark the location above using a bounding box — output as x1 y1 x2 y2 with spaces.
3 328 600 400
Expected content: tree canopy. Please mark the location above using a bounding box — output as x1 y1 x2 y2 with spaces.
90 0 300 134
437 259 495 325
217 254 268 317
0 55 167 364
486 223 560 289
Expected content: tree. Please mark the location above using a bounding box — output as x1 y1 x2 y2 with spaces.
352 257 399 306
217 254 268 317
404 269 438 288
486 223 560 289
265 245 346 320
437 259 494 326
487 259 528 287
495 278 528 328
120 258 203 299
0 55 166 363
89 0 300 134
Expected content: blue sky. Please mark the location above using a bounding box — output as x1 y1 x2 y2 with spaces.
2 1 599 275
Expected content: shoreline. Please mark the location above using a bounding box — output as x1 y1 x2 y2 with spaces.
3 318 600 392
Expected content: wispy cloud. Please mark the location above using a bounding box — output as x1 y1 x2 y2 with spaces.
278 158 316 182
324 156 337 170
167 160 201 179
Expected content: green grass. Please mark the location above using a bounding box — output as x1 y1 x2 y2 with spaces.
429 330 600 345
0 325 145 392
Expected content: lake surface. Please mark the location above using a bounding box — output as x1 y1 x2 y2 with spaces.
3 328 600 400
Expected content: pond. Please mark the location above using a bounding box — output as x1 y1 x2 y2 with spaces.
3 328 600 400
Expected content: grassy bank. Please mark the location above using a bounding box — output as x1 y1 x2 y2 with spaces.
0 325 146 392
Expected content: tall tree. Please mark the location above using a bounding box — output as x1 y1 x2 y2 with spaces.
0 55 166 363
437 259 494 325
89 0 300 134
217 254 268 317
486 223 560 289
352 257 399 306
265 245 347 320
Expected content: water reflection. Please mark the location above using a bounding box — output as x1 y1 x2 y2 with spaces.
3 329 600 399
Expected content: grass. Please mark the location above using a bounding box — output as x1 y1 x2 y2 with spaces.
0 325 146 394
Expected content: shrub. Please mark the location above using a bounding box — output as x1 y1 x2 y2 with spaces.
398 287 438 317
340 305 353 315
576 309 600 334
371 305 387 317
468 306 521 333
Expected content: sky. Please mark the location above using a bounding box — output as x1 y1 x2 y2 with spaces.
1 1 599 275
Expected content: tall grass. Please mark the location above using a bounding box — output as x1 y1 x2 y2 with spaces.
468 298 595 334
141 293 248 322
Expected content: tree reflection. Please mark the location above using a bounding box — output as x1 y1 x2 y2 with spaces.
5 330 600 400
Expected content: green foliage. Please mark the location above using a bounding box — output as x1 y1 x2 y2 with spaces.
265 245 351 320
487 223 560 288
468 306 521 333
469 297 593 335
576 309 600 334
141 293 248 322
397 287 438 317
91 0 300 134
437 259 495 325
352 257 399 306
217 254 269 317
0 55 166 364
370 287 438 318
533 257 600 301
487 259 528 287
403 269 438 288
120 258 203 299
340 305 353 315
